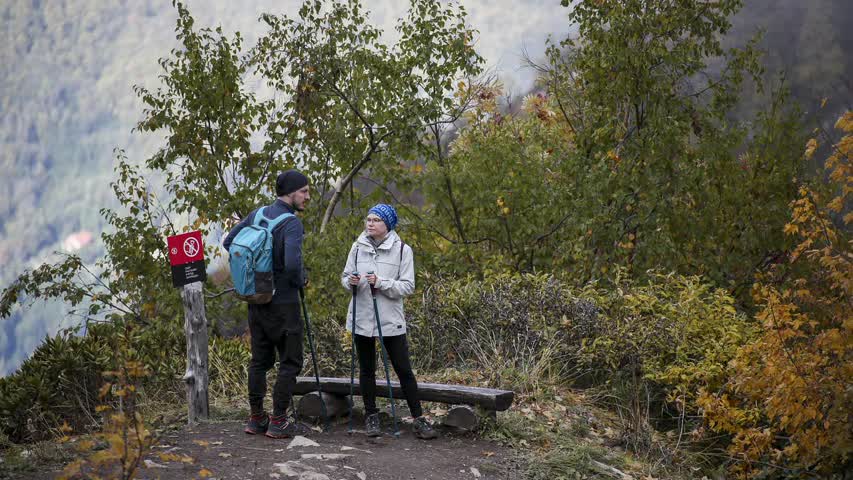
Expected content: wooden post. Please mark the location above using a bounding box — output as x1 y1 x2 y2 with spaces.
181 281 209 424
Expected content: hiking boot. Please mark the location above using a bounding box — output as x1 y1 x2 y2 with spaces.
265 414 311 439
244 412 270 435
412 416 438 440
365 413 382 437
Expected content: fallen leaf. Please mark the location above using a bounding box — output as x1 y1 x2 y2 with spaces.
341 446 374 454
274 461 319 477
300 453 353 460
192 440 210 447
157 452 186 463
482 451 495 457
143 459 167 469
218 452 232 459
287 436 320 449
198 468 213 478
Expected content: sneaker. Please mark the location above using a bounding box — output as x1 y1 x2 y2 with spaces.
365 413 382 437
265 414 311 439
244 412 270 435
412 416 438 440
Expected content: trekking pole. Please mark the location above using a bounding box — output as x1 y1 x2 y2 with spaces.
348 272 359 434
367 271 400 438
298 287 329 432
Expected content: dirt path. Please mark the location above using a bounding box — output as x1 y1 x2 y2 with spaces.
25 418 523 480
149 419 521 480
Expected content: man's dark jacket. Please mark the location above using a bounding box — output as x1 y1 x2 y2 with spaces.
223 199 304 304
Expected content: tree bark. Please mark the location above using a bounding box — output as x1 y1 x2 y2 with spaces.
181 281 209 424
319 144 374 233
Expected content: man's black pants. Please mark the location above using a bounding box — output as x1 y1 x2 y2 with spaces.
354 333 423 418
247 302 303 417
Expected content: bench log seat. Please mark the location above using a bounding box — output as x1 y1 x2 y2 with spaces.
294 376 514 411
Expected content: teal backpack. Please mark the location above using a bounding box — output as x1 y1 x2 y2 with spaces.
228 207 294 304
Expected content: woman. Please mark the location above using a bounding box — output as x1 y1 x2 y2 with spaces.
340 204 438 439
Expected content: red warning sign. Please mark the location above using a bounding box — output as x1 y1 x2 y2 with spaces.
167 231 206 287
168 231 205 266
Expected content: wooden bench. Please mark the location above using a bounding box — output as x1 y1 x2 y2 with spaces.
293 376 514 430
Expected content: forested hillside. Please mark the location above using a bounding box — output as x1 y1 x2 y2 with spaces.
0 0 850 478
2 0 851 376
0 0 281 374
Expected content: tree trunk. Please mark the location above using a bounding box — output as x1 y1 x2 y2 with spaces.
319 144 374 233
181 281 209 424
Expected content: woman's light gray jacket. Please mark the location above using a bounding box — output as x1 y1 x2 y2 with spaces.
340 230 414 338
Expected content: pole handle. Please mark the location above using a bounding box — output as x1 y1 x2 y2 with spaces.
351 271 359 295
367 270 377 296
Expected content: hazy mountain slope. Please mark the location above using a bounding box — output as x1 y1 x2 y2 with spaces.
1 0 850 376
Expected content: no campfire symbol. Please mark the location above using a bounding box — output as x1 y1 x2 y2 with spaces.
167 231 207 288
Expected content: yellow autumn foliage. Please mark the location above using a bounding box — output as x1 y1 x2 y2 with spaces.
699 112 852 478
58 358 155 480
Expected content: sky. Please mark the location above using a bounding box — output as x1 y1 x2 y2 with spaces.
180 0 573 92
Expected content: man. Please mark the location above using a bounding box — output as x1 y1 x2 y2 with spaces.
223 170 310 438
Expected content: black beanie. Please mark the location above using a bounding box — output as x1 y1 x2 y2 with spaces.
276 170 309 196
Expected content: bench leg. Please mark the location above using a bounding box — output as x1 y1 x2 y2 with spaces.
297 391 350 419
442 405 479 431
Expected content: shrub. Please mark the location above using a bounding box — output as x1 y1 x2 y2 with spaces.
698 112 852 478
0 325 114 443
575 271 754 452
578 271 754 408
0 317 184 444
208 336 251 401
406 272 597 394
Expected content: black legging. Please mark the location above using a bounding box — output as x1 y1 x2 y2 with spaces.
354 333 423 418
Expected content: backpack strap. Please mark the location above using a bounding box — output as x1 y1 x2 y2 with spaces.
266 212 294 231
252 207 268 226
398 241 406 277
253 207 294 231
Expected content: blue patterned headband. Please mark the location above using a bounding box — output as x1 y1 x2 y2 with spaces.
368 203 398 230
